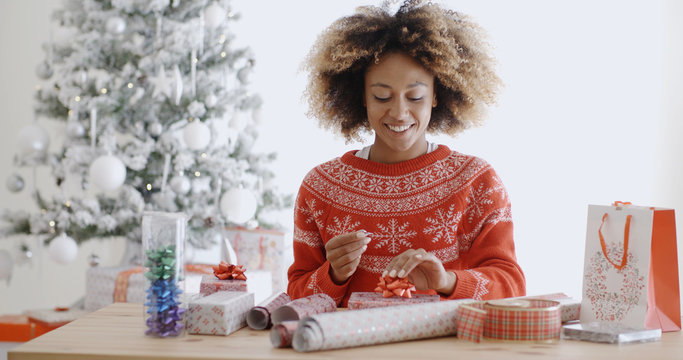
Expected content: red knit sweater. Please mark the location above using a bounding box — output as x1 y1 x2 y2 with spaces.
287 145 525 306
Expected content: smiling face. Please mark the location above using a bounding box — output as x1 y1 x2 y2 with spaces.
363 52 437 164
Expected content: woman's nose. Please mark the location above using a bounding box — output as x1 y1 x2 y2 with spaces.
389 98 409 119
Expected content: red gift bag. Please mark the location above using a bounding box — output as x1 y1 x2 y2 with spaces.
581 202 681 332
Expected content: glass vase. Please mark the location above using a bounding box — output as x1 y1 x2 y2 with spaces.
142 211 187 337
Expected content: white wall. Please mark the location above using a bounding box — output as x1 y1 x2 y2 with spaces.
1 0 682 313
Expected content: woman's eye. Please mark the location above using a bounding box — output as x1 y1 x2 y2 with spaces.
374 96 390 101
408 97 424 101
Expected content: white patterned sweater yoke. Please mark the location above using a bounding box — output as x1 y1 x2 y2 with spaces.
287 145 526 306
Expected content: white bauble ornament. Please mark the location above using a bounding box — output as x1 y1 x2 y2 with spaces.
105 16 127 34
182 121 211 150
0 250 12 284
237 66 251 84
35 61 53 80
89 154 127 191
48 233 78 265
204 2 227 28
148 122 163 137
220 188 257 224
204 93 218 108
17 124 50 157
65 121 85 139
6 174 24 193
169 175 191 194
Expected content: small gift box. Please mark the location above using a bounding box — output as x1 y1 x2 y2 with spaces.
347 292 440 310
0 315 34 342
199 275 248 296
26 307 88 337
187 291 255 335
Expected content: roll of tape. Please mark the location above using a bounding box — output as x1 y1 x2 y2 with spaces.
457 299 562 343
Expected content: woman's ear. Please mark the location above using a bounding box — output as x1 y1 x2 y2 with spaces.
432 93 437 108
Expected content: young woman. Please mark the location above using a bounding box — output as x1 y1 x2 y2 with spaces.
287 0 525 306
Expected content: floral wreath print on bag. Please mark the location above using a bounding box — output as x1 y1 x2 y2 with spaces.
584 209 646 322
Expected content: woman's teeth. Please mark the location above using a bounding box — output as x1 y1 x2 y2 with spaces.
387 124 411 132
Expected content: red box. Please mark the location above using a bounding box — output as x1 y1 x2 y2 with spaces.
347 292 440 310
0 315 34 342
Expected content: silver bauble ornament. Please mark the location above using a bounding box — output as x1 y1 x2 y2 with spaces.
148 122 163 137
6 174 25 193
65 121 86 139
105 16 126 35
35 61 53 80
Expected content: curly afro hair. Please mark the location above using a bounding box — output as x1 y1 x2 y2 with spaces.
302 0 502 142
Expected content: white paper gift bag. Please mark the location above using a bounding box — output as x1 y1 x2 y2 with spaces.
580 202 680 332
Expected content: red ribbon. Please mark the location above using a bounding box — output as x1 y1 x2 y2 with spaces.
212 261 247 280
374 276 416 298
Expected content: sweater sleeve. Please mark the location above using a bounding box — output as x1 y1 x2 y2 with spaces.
286 183 350 306
445 168 526 300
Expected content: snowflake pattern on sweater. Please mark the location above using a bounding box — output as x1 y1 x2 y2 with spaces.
287 145 525 306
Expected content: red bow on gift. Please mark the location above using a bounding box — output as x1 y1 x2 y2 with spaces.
374 276 416 298
212 261 247 280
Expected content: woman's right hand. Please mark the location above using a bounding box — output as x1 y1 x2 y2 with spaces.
325 230 372 284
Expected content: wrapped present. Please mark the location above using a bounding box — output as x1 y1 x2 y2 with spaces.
271 293 336 325
0 315 34 342
84 266 146 311
187 291 255 335
199 274 247 296
26 307 88 337
347 292 440 310
224 227 286 294
247 292 291 330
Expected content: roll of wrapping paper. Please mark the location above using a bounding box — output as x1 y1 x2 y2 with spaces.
457 299 562 343
271 294 336 326
292 299 472 352
270 320 298 348
247 292 292 330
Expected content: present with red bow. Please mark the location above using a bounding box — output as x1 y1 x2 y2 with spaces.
199 261 248 296
347 276 440 310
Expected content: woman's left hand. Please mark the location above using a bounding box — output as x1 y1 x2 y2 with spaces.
383 248 456 296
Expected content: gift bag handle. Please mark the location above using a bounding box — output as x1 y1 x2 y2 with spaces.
598 213 632 270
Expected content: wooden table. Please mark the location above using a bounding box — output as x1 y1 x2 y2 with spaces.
8 303 683 360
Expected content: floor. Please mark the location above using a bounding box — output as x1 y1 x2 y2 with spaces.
0 342 21 360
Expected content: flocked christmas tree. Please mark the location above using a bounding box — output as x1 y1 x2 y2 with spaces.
1 0 290 265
